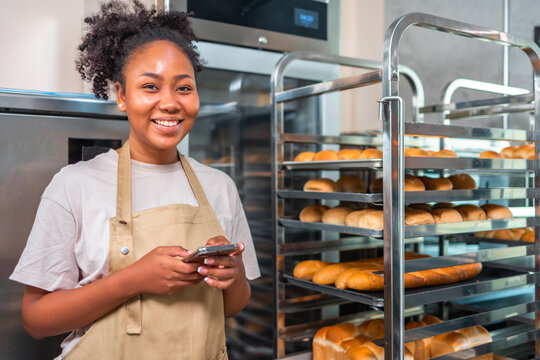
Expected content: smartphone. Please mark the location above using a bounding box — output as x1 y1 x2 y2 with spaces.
182 244 238 263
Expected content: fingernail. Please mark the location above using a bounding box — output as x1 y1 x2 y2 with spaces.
204 277 211 284
186 250 192 254
197 266 207 275
204 257 214 265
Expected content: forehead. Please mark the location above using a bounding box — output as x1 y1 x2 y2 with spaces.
124 40 194 76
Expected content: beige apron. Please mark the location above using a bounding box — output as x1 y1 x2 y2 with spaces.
64 141 228 360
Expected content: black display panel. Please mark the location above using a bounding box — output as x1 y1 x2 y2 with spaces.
535 26 540 47
187 0 327 40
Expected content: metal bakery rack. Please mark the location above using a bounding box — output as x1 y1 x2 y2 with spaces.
270 12 540 360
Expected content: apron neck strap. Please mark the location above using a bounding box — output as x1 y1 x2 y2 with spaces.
116 141 133 224
179 155 211 208
116 141 212 221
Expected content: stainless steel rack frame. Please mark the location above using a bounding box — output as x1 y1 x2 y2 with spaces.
271 12 540 360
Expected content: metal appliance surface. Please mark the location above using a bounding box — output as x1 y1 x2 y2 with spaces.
0 90 129 359
165 0 340 54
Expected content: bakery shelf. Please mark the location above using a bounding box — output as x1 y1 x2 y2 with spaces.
284 266 535 309
279 236 423 256
282 157 533 171
280 187 537 203
404 122 531 141
278 293 351 314
278 189 382 203
279 217 536 239
449 234 535 248
420 92 533 114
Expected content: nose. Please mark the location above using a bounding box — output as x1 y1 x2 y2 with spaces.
158 88 180 113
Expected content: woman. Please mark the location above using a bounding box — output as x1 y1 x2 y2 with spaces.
10 1 260 359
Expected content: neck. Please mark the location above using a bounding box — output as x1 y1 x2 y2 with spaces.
125 137 179 165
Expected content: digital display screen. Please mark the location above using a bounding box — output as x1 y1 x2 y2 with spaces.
294 7 319 30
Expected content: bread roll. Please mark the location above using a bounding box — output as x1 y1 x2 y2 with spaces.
356 210 384 230
513 144 534 159
426 150 437 157
338 175 367 193
337 148 363 160
360 148 383 159
405 207 435 225
430 208 464 224
303 178 339 192
372 175 426 193
432 202 455 209
492 229 518 240
356 319 385 339
481 204 513 219
322 206 354 225
447 173 477 190
500 145 518 159
314 150 339 161
521 230 534 242
405 147 429 157
454 204 487 221
409 203 433 211
419 176 453 191
479 150 503 159
434 149 458 158
294 151 316 162
299 204 330 222
345 209 376 227
293 260 329 280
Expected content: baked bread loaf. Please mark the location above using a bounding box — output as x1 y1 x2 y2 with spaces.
345 209 384 230
338 175 367 193
314 150 339 161
430 208 464 224
491 229 517 240
481 204 513 219
370 175 425 193
432 202 455 209
409 203 433 211
337 148 363 160
405 207 435 225
299 204 330 222
419 176 453 191
322 206 354 225
479 150 503 159
521 229 535 242
434 149 458 158
360 148 383 159
304 178 339 192
500 145 518 159
447 173 477 189
514 143 534 159
293 260 328 280
294 151 315 161
454 204 487 221
405 147 429 157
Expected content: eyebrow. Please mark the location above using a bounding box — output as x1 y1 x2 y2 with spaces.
140 72 193 81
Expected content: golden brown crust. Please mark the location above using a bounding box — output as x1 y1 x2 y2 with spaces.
299 204 330 222
429 208 464 224
294 151 316 162
337 175 367 193
405 207 435 225
447 173 477 190
432 202 455 209
345 209 375 227
434 149 458 158
514 143 534 159
454 204 487 221
409 203 433 211
359 148 383 159
419 176 453 191
405 174 426 191
337 148 363 160
321 206 354 225
492 229 517 240
481 204 513 219
293 260 329 280
313 149 339 161
479 150 503 159
500 145 518 159
303 178 339 192
405 147 429 157
313 263 355 285
356 210 384 230
521 230 535 242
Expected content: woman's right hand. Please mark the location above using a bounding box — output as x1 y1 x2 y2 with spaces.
125 246 203 296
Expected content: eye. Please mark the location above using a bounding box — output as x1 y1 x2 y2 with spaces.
142 84 158 91
177 85 192 92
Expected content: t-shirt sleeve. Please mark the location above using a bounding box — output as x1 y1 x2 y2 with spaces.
232 203 261 280
9 194 79 292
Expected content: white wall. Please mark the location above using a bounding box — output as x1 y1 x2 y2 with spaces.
0 0 154 94
339 0 384 133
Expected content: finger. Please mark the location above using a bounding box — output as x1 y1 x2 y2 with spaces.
205 235 230 246
198 265 236 281
231 242 245 256
157 246 192 258
203 276 233 290
203 256 236 268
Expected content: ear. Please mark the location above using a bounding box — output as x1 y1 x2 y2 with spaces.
115 82 126 112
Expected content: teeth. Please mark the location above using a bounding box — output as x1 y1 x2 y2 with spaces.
154 119 179 127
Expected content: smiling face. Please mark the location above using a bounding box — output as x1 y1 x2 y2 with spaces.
115 40 199 164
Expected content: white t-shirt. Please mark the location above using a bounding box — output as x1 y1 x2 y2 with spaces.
10 149 260 358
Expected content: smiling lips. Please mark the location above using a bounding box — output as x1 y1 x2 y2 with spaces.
152 119 181 127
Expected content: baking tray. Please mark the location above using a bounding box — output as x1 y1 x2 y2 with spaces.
279 187 537 203
405 121 531 141
279 217 536 239
282 159 382 170
283 266 535 309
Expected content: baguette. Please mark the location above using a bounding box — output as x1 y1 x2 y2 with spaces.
293 260 329 280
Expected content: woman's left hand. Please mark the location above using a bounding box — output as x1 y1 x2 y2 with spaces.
197 236 246 290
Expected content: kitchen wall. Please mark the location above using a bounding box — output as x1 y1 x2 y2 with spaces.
0 0 154 94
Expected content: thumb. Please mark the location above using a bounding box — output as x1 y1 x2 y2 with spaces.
232 242 245 256
161 246 191 258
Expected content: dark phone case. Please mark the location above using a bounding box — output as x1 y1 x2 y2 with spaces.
182 244 238 262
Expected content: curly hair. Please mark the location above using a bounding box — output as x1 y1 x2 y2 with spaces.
76 0 202 99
